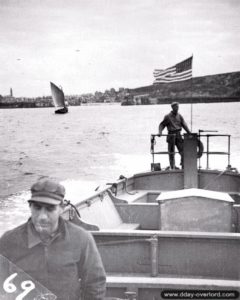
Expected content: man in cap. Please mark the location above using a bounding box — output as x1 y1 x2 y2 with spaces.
0 178 106 300
158 102 191 169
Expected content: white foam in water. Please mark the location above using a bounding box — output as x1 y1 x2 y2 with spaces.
0 180 104 236
109 153 151 175
61 179 106 204
0 191 31 236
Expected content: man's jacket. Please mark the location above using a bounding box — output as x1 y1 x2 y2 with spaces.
159 111 190 134
0 217 106 300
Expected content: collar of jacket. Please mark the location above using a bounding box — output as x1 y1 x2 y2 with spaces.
171 110 178 116
27 217 68 248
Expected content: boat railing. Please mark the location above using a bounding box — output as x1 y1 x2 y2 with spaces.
150 131 231 170
198 131 231 169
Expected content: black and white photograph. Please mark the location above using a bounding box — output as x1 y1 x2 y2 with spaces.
0 0 240 299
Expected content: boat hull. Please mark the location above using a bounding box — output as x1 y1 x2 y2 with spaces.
55 107 68 114
62 132 240 298
61 167 240 299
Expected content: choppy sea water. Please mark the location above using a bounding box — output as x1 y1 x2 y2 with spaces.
0 102 240 236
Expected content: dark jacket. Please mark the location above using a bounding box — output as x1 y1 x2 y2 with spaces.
159 111 191 134
0 217 106 300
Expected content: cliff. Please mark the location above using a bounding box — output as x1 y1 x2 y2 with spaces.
129 71 240 104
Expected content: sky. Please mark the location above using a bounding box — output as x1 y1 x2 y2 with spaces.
0 0 240 97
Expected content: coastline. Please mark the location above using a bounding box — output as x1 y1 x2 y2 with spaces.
1 97 240 109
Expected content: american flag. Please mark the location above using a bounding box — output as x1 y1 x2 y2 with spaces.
153 56 193 84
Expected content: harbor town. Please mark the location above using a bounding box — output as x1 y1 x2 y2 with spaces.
1 71 240 108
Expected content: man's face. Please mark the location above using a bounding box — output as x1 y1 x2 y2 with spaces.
172 104 179 114
30 202 63 235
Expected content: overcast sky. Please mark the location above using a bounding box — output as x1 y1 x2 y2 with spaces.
0 0 240 97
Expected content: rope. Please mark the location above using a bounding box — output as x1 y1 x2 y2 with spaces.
203 169 227 189
64 199 81 218
119 175 137 195
203 163 240 190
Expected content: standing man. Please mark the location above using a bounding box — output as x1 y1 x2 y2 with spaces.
158 102 191 169
0 178 106 300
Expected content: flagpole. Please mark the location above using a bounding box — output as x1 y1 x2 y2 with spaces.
190 55 193 132
191 80 193 131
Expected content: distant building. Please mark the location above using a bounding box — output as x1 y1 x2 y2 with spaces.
133 94 150 105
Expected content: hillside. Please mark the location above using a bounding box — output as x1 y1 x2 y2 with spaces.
129 71 240 104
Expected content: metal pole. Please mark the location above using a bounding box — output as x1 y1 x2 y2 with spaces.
173 134 176 169
198 131 201 169
149 235 158 277
190 68 193 131
228 135 231 167
158 201 162 230
207 135 209 169
191 103 193 132
151 135 155 165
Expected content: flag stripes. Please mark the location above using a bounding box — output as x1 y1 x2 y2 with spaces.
153 56 193 84
153 67 175 78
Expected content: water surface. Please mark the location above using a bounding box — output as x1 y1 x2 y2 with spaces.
1 102 240 235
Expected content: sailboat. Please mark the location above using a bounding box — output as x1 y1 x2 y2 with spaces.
50 82 68 114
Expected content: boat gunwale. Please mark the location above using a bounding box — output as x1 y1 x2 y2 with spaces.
92 229 240 240
106 275 240 288
63 186 110 213
132 168 240 179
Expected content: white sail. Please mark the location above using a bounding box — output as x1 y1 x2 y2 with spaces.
50 82 66 108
